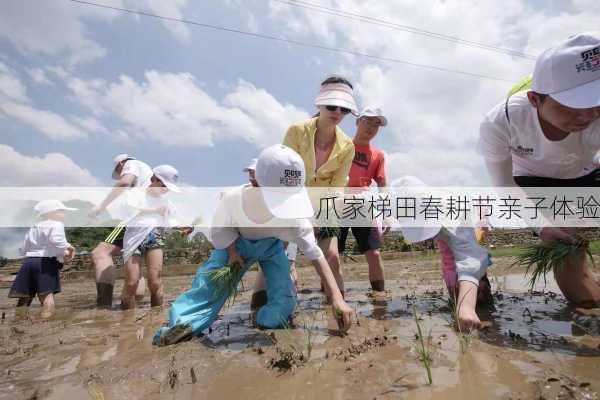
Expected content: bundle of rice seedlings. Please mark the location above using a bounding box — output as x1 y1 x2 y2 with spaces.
204 263 245 308
513 239 595 290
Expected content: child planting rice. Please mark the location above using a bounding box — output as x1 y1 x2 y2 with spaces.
153 145 353 346
120 165 190 309
8 200 76 318
390 177 491 330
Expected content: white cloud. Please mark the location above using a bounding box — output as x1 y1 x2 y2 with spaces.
0 64 90 140
0 63 28 102
0 0 191 66
0 0 113 65
0 144 100 186
143 0 191 43
0 100 87 140
261 0 600 185
67 70 309 147
27 68 53 85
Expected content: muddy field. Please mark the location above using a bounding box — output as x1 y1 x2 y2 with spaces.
1 255 600 400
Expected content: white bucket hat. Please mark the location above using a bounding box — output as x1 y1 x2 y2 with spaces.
358 107 388 126
314 81 359 116
388 176 460 243
255 144 313 219
34 199 78 215
532 31 600 108
112 153 135 180
152 164 181 193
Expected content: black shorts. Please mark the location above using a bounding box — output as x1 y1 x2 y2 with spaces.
8 257 62 298
514 169 599 187
104 221 126 248
338 226 381 254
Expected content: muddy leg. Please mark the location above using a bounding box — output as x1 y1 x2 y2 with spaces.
146 249 164 307
121 256 141 310
92 242 120 308
366 249 385 291
16 297 33 307
39 293 55 319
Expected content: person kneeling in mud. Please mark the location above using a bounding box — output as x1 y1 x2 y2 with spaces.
153 145 353 346
9 200 76 318
391 177 492 331
121 165 189 309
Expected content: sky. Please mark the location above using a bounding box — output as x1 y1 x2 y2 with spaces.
1 0 599 189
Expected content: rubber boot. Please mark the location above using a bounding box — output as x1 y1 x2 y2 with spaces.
96 282 114 309
370 280 385 292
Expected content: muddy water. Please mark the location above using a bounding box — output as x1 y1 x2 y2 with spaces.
1 256 599 400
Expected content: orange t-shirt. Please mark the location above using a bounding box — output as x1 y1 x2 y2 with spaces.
347 144 385 189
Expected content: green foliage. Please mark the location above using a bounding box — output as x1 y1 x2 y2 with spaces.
204 263 245 308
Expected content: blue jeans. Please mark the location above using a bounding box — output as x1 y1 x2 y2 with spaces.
154 237 296 343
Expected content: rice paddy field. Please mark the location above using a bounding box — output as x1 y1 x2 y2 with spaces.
1 249 599 400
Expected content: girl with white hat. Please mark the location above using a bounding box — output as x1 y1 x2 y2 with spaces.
120 165 191 309
8 199 77 318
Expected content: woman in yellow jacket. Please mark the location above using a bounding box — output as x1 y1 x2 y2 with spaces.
282 76 357 296
251 76 357 308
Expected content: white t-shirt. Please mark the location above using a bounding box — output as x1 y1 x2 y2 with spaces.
209 186 323 261
22 220 71 262
121 159 153 188
122 188 180 261
478 92 600 179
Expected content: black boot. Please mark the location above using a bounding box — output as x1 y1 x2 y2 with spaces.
96 282 114 309
250 290 268 310
370 280 385 292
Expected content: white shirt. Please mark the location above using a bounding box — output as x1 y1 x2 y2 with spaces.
122 188 180 262
22 220 71 262
437 227 490 285
121 159 153 188
478 92 600 179
209 186 324 261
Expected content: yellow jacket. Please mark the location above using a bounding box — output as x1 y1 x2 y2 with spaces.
283 117 355 188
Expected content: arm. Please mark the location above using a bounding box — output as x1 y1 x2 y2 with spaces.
484 158 576 243
291 223 353 331
375 154 391 234
311 256 353 331
89 174 136 217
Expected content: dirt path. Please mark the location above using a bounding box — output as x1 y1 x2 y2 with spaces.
1 256 599 399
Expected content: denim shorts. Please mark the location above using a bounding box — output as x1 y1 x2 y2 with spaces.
133 229 165 256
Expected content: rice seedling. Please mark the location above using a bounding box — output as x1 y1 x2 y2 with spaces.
204 263 245 308
513 239 595 290
412 305 433 385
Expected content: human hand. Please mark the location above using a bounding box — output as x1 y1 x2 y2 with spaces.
88 205 103 219
332 298 353 333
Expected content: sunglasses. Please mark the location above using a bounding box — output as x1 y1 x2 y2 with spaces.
325 105 351 114
151 175 166 187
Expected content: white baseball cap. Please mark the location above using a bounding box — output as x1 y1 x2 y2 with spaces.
34 199 78 215
359 107 388 126
314 80 359 116
242 158 258 172
152 164 181 193
112 153 135 179
532 32 600 109
255 144 313 219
